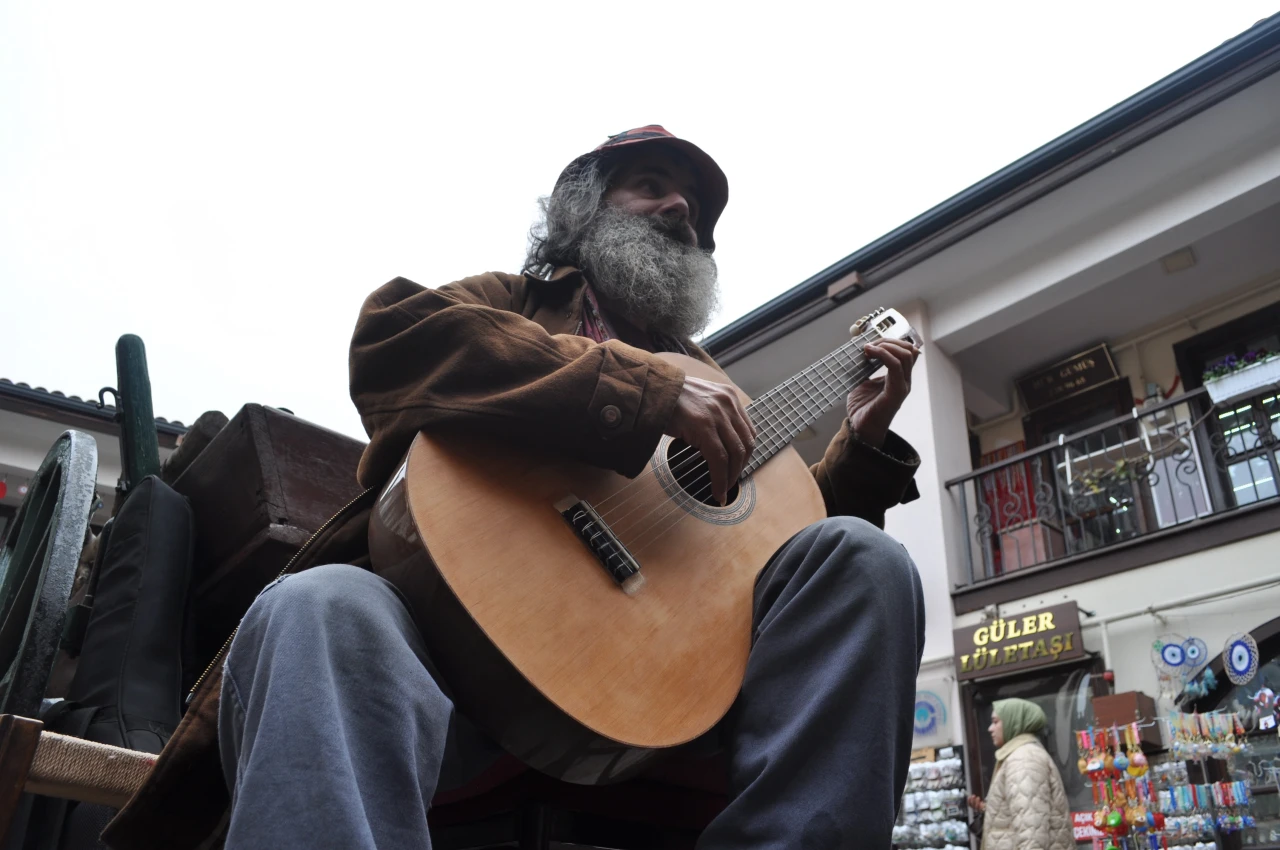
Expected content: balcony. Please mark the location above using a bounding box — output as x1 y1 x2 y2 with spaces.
947 385 1280 610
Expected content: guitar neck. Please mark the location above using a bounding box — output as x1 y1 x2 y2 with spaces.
742 327 884 476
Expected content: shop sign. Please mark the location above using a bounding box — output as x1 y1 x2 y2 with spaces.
1015 344 1118 411
1072 811 1103 840
953 602 1084 681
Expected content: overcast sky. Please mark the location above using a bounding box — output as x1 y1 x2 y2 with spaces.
3 2 1277 441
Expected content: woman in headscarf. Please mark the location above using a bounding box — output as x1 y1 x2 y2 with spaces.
967 698 1074 850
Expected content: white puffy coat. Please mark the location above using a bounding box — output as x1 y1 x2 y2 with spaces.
981 734 1074 850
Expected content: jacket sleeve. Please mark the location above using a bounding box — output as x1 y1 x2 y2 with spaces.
810 419 921 527
350 275 687 488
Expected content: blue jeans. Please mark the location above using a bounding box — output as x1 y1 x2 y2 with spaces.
219 516 925 849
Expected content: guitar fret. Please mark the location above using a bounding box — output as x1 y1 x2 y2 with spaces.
744 328 886 475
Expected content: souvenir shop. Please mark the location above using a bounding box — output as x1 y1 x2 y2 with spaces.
951 606 1280 849
954 602 1106 845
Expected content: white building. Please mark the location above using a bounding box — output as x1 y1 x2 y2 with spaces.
703 12 1280 839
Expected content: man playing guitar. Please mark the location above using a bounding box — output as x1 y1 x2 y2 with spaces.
218 126 926 849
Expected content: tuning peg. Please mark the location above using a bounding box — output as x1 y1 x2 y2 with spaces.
850 316 869 335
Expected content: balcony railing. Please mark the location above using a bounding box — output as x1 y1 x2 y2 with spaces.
947 385 1280 587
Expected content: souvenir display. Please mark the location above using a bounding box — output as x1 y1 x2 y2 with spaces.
1151 635 1215 704
895 756 969 848
1168 711 1250 760
1223 633 1260 686
1181 668 1218 701
1076 717 1259 850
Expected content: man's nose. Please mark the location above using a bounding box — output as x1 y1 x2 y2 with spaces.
655 191 691 224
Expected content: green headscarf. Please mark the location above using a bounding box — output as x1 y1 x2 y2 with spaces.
993 698 1046 740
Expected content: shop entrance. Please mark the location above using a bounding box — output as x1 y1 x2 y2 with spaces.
961 655 1110 817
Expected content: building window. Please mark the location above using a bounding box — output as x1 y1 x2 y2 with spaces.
1175 301 1280 510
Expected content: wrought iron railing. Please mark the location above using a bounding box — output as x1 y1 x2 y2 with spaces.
947 385 1280 587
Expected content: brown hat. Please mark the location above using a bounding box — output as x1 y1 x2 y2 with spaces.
556 125 729 252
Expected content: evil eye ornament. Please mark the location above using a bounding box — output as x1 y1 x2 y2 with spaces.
1224 633 1260 686
1182 637 1207 668
1161 642 1186 667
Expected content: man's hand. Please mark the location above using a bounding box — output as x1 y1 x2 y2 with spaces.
665 377 756 506
845 337 920 449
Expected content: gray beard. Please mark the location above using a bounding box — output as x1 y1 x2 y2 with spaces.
577 207 720 339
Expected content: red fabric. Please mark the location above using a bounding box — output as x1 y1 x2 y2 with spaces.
979 442 1036 533
979 442 1037 576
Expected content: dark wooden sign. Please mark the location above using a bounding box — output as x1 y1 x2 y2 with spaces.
954 602 1084 681
1015 345 1118 412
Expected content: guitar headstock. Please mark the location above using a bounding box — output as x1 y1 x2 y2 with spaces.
850 308 923 348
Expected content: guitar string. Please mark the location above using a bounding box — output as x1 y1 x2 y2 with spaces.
591 324 886 529
591 343 876 556
601 372 842 536
599 334 879 538
604 335 881 540
619 350 882 555
622 353 880 559
587 320 885 515
587 323 882 522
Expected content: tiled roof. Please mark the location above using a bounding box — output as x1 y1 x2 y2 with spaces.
0 378 187 435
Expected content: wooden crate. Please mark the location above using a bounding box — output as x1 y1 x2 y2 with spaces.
1092 691 1163 752
173 404 366 669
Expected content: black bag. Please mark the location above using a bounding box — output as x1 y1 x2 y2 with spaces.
25 476 194 850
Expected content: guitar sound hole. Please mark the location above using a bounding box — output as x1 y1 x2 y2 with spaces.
664 439 740 506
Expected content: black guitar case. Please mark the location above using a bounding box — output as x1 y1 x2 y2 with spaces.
25 475 194 850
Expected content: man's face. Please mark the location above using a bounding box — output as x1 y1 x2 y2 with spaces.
601 150 702 248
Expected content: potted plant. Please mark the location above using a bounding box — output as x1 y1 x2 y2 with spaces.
1202 348 1280 404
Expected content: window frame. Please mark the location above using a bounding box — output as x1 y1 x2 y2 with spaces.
1173 301 1280 510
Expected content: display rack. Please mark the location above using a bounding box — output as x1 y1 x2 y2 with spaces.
894 746 970 849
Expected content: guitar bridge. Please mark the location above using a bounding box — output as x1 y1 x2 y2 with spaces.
554 495 645 595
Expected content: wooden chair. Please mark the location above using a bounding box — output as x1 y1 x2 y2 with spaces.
0 726 728 849
0 430 729 849
0 720 729 849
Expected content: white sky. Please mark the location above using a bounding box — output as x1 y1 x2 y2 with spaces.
3 2 1277 441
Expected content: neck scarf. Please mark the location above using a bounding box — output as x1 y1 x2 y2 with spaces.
577 280 689 355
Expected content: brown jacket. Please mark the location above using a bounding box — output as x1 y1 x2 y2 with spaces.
103 268 919 849
351 268 920 521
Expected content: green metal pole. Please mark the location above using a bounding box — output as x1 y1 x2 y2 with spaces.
115 334 161 492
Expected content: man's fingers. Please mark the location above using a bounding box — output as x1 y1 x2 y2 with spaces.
716 417 748 502
689 418 730 506
664 377 758 505
868 343 910 400
726 391 756 458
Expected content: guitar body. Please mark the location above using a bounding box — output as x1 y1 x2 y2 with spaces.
368 353 827 784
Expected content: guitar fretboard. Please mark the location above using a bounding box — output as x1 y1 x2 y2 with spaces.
742 327 884 476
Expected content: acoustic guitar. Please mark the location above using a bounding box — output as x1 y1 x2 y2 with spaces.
368 308 920 784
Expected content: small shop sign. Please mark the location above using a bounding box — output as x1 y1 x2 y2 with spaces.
1015 345 1119 412
1072 811 1104 840
953 602 1085 681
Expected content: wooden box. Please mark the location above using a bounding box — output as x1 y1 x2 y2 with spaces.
998 519 1064 572
1092 691 1163 751
173 404 366 668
